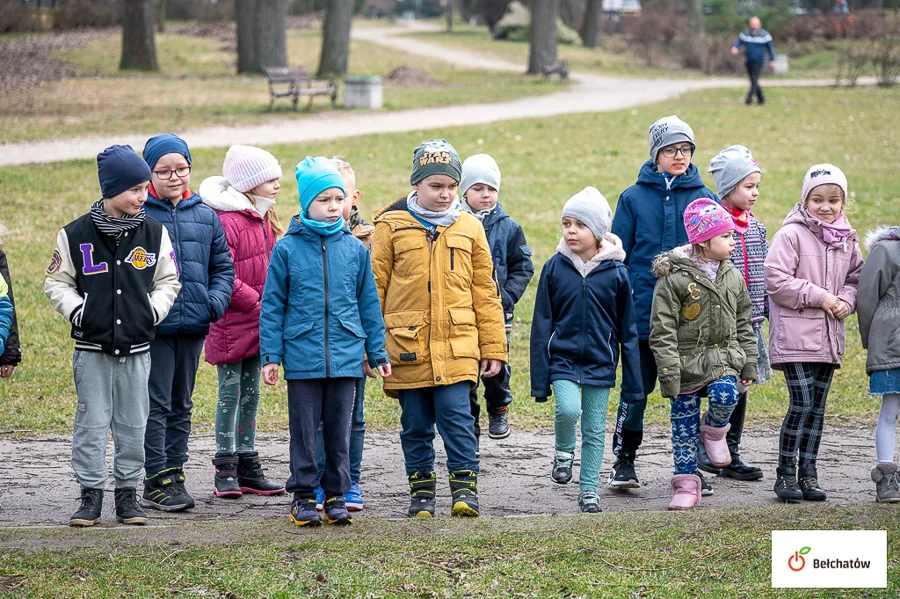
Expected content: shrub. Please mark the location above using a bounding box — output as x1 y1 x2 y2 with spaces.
53 0 121 29
0 2 42 34
624 11 681 67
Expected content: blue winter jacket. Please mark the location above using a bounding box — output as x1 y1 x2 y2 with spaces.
0 295 11 355
259 216 389 380
530 239 643 402
482 203 534 317
144 189 235 336
611 161 718 339
734 28 776 63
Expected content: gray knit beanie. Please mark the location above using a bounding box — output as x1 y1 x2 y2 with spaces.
648 115 696 162
410 139 462 186
460 153 501 195
708 145 760 199
562 187 612 241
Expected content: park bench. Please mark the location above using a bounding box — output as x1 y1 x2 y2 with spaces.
263 66 337 111
541 59 569 82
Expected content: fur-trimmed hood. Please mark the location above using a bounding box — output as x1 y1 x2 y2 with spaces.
864 226 900 251
651 244 734 279
556 232 626 278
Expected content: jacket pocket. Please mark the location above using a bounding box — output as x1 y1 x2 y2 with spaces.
283 320 316 360
393 236 426 280
727 345 747 373
444 234 473 278
448 308 480 360
777 307 825 352
384 310 428 365
339 316 367 339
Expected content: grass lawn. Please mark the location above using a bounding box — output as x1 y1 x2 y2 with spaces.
1 85 899 435
0 504 898 597
0 25 560 144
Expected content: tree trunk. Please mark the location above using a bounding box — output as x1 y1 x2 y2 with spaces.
157 0 165 33
120 0 158 71
527 0 558 74
580 0 601 48
446 0 453 32
687 0 704 38
255 0 287 70
558 0 578 31
317 0 353 77
236 0 257 73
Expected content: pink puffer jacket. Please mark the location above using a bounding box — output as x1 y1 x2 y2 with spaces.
764 203 863 368
200 177 277 365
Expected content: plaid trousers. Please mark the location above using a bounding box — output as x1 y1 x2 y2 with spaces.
778 362 836 468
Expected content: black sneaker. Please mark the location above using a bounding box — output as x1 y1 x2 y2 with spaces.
449 470 479 517
70 487 103 527
142 468 194 512
698 472 714 496
408 471 436 518
774 465 803 503
324 496 353 525
551 450 574 484
488 412 510 439
290 496 322 526
608 457 640 489
114 488 148 525
798 466 827 502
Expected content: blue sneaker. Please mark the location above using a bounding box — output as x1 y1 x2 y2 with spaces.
314 486 324 511
344 482 364 511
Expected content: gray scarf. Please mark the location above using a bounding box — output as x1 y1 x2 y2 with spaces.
406 190 462 228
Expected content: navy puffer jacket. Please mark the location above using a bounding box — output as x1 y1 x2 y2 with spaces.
611 161 718 339
145 188 235 336
482 203 534 316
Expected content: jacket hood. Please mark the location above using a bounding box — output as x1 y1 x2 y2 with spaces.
782 202 859 245
199 176 258 213
651 244 733 278
557 232 626 277
635 160 707 191
864 226 900 251
373 196 411 223
481 202 510 225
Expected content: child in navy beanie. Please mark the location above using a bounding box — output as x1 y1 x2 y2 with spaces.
140 134 235 513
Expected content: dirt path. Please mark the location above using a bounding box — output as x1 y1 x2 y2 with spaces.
0 423 880 528
0 24 875 168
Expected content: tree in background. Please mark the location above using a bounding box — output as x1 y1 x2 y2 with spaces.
120 0 158 71
581 0 601 48
236 0 257 73
157 0 166 33
318 0 354 76
527 0 558 73
255 0 287 69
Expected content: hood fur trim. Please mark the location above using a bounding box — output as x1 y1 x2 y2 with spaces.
864 226 900 251
651 245 693 277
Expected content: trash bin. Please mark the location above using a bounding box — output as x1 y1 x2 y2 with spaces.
773 54 789 75
344 76 383 109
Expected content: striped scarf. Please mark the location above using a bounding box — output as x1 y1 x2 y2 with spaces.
90 199 145 242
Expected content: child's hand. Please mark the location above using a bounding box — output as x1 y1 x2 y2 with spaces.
821 293 840 317
363 362 377 378
0 364 14 378
376 364 392 378
482 359 503 377
832 299 851 320
262 363 279 385
740 379 753 387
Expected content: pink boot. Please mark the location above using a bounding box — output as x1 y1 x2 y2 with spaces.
668 474 701 510
700 415 732 468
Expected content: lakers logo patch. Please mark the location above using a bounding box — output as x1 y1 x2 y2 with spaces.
47 249 62 275
125 247 157 270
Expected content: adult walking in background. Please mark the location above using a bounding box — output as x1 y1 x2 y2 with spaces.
731 16 776 105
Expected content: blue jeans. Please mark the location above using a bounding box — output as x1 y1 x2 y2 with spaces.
398 382 478 476
316 376 366 484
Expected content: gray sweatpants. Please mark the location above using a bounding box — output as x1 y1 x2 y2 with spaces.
72 350 151 490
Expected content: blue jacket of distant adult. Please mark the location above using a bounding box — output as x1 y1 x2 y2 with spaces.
529 237 643 402
259 216 388 380
734 28 776 63
481 203 534 317
610 160 718 339
144 187 235 336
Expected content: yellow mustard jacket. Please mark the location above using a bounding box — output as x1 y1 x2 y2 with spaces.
371 197 508 397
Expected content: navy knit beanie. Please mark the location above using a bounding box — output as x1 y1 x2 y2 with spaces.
142 133 192 170
97 145 152 199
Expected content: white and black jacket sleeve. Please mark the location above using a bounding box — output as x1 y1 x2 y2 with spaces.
149 228 182 326
44 229 86 325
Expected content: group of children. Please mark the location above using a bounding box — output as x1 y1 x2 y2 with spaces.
0 113 893 527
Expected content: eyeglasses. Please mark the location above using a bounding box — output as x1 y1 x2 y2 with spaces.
661 145 694 158
152 166 192 179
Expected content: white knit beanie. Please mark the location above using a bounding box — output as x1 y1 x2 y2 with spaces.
222 145 283 193
460 153 501 196
562 187 612 241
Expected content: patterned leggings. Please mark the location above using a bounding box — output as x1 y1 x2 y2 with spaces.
670 376 739 475
778 362 836 468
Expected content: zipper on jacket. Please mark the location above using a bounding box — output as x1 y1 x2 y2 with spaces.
450 247 455 271
606 331 614 365
579 277 587 382
172 204 185 333
321 237 331 378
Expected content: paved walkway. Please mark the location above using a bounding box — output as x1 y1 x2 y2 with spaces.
0 24 872 167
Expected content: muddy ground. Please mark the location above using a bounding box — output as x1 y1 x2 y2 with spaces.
0 423 883 529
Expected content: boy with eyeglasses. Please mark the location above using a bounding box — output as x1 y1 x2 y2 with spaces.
609 115 718 492
141 133 235 513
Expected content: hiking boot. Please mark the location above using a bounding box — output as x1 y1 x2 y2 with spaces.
70 487 103 527
698 471 714 497
237 452 285 495
551 450 574 484
578 490 602 514
344 482 364 511
774 465 803 503
608 455 640 489
290 496 322 527
407 471 436 518
142 468 194 512
449 470 479 517
212 454 242 498
324 496 353 525
668 474 701 510
798 465 827 502
699 417 732 468
488 412 510 439
871 463 900 503
314 486 325 511
114 487 148 525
